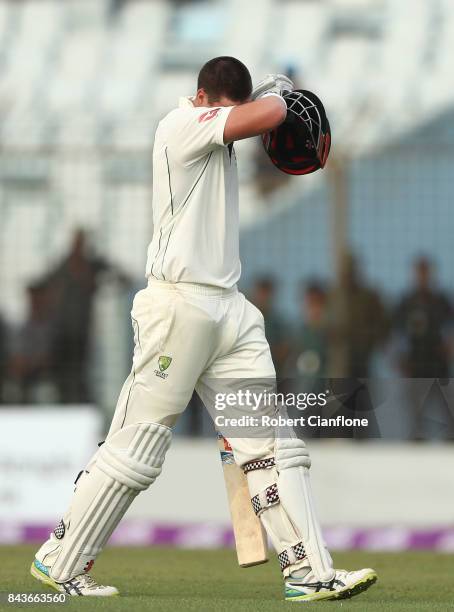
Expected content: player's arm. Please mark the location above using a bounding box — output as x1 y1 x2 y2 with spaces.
223 96 287 143
223 73 294 143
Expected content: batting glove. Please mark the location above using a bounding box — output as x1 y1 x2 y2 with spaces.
251 74 294 101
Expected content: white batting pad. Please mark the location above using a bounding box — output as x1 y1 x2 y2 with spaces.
276 438 334 582
246 464 310 577
49 422 171 583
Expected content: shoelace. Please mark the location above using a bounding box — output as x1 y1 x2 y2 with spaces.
335 570 349 578
75 574 104 590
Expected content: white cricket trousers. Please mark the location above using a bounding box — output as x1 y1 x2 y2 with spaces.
106 279 276 465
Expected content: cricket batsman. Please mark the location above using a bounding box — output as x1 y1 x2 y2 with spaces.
31 57 377 602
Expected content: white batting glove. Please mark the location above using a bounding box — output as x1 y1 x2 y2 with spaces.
251 74 294 100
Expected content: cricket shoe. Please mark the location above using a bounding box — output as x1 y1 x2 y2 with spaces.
30 558 119 596
285 567 377 602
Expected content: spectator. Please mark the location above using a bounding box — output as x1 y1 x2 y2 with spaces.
283 281 329 438
44 229 128 403
328 253 389 378
249 277 289 380
394 257 454 439
288 281 328 382
326 254 387 439
394 257 452 378
8 282 56 403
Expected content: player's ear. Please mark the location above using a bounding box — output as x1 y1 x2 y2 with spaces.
195 88 210 107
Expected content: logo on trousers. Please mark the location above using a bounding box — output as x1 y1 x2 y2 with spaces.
155 356 172 379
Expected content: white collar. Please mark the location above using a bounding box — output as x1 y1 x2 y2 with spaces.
179 96 195 108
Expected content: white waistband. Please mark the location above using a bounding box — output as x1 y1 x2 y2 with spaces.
147 278 238 297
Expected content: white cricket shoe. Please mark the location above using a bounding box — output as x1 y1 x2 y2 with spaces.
285 567 377 602
30 558 119 597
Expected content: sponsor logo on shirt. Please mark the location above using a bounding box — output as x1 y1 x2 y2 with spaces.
198 108 221 123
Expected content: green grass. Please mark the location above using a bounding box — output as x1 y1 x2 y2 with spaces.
0 545 453 611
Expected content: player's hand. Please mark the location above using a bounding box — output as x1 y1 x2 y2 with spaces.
251 74 294 100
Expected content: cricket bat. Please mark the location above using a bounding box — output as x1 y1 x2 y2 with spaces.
217 434 268 567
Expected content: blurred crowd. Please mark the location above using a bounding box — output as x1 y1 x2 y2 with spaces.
250 255 453 382
0 229 129 406
0 240 453 440
248 254 454 440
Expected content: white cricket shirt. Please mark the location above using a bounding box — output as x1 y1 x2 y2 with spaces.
146 97 241 288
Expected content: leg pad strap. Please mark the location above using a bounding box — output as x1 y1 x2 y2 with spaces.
278 541 307 572
251 483 279 515
243 457 275 473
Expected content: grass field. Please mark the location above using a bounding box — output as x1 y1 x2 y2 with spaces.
1 545 453 611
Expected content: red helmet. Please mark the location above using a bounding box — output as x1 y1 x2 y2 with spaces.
262 89 331 175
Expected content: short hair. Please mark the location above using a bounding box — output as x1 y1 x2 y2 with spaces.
197 56 252 103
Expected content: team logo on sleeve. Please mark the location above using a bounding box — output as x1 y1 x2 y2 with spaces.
198 108 221 123
155 356 172 379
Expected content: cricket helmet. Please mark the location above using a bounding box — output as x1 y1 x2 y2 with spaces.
262 89 331 175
